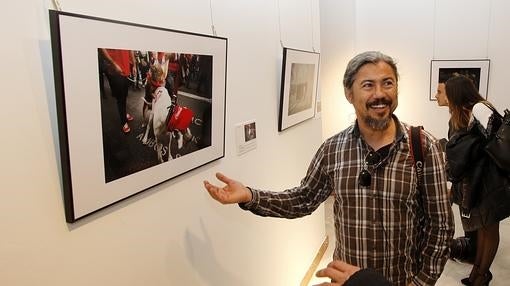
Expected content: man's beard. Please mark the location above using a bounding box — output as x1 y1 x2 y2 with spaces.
363 98 394 131
364 115 392 131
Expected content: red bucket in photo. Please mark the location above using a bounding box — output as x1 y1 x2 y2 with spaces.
167 105 194 132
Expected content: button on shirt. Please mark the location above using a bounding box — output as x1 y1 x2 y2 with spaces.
240 117 454 286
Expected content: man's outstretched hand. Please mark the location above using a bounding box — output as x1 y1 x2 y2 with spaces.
203 172 252 204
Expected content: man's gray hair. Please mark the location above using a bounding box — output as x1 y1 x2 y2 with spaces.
342 51 399 89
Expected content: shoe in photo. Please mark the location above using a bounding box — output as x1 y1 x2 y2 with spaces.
122 123 131 134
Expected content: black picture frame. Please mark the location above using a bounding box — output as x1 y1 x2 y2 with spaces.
430 59 490 100
49 10 227 222
278 47 320 131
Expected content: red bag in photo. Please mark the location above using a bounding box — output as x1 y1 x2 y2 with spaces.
167 105 194 132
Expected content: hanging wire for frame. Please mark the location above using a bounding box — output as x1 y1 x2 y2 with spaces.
276 0 284 48
485 0 493 58
53 0 62 11
431 0 437 59
209 0 217 36
309 0 316 52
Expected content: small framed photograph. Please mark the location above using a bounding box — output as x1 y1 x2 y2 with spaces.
244 122 257 142
49 10 227 222
278 47 320 131
430 59 490 100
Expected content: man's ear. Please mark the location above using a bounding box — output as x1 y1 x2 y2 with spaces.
344 87 353 103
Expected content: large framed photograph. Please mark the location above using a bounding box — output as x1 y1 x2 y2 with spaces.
430 59 490 100
49 10 227 222
278 47 320 131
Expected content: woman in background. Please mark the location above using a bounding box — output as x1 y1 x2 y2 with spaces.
445 75 508 286
436 74 477 264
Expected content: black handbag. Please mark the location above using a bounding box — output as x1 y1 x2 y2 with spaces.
485 108 510 173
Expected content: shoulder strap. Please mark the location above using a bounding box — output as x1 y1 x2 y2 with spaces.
409 126 425 187
481 100 496 113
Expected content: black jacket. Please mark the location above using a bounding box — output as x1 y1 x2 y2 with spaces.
446 127 485 213
446 121 510 222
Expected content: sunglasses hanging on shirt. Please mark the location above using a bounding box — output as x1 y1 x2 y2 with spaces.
358 151 383 187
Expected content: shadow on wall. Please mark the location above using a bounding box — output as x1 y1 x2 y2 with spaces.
184 219 244 285
40 39 64 192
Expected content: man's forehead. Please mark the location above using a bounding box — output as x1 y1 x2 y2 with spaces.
355 62 396 79
355 73 396 83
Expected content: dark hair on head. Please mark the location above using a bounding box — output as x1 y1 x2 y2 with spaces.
438 72 452 84
343 51 399 89
445 75 485 130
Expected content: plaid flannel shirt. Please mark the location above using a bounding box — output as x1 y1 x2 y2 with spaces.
240 117 454 286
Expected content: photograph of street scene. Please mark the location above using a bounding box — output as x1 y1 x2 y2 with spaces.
99 48 213 183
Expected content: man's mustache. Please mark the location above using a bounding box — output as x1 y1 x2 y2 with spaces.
366 98 392 108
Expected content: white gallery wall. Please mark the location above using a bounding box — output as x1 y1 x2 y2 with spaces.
4 0 510 285
320 0 510 141
1 0 325 286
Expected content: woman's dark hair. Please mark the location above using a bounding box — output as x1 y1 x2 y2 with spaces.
445 75 485 131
